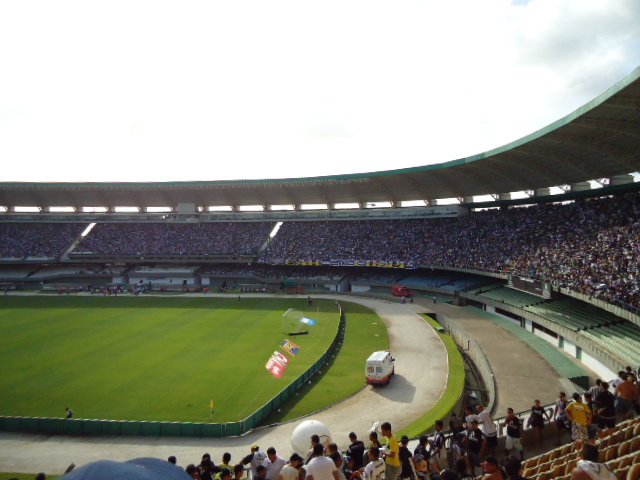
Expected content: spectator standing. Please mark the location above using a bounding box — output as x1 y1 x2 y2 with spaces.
398 435 413 480
347 432 366 471
306 444 339 480
362 447 386 480
381 422 401 480
564 393 592 451
595 382 616 430
477 405 498 458
266 447 287 480
502 408 523 461
528 399 550 446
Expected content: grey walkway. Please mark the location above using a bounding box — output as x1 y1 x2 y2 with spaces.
408 300 595 415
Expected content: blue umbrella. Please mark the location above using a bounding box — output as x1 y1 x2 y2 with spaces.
59 457 190 480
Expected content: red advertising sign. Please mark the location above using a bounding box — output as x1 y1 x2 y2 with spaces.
266 356 287 379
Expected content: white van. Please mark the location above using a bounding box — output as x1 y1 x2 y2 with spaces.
365 350 395 385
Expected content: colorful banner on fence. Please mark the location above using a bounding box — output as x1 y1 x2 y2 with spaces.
280 339 301 356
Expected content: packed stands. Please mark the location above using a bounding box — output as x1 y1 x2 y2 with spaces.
0 223 86 259
1 191 639 311
73 222 275 257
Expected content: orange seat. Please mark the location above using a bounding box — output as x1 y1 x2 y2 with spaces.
627 463 640 480
620 440 632 457
614 466 629 480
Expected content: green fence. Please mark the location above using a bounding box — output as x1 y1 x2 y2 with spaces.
0 304 347 438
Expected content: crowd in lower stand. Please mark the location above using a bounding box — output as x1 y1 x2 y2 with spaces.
15 368 636 480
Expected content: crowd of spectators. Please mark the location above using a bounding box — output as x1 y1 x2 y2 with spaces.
1 191 639 310
30 378 639 479
259 192 640 310
74 222 275 257
0 223 85 259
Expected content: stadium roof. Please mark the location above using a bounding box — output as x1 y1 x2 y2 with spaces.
1 66 640 211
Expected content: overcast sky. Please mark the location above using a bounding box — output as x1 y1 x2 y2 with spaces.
0 0 639 183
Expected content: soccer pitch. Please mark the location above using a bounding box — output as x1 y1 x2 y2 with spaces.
0 295 387 423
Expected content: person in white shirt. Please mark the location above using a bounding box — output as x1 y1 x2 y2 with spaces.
306 444 339 480
477 405 498 457
266 447 288 480
362 447 385 480
279 454 304 480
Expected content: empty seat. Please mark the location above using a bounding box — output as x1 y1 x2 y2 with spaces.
627 463 640 480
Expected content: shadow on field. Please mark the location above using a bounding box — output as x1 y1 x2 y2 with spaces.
369 374 415 403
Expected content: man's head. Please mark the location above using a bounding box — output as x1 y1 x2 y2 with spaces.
581 444 600 463
313 443 324 456
289 454 303 468
369 447 380 460
251 445 260 452
584 392 592 401
380 422 392 437
419 434 429 446
168 456 177 464
223 453 232 464
601 381 610 391
311 434 320 446
507 408 514 416
482 456 500 474
234 465 245 478
201 459 214 471
267 447 277 461
435 420 444 431
220 468 233 480
256 465 268 478
572 392 581 402
401 435 409 445
471 420 480 429
534 399 541 406
330 452 344 469
559 392 566 400
349 432 358 441
476 405 485 413
465 405 474 414
505 457 522 478
328 443 339 454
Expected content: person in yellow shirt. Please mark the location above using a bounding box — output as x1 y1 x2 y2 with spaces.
565 393 592 450
380 422 401 480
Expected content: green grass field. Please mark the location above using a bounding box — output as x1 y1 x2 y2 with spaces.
0 295 387 424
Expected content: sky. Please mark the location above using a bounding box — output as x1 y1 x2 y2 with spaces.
0 0 639 183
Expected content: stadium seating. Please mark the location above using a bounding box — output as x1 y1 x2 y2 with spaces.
521 418 640 480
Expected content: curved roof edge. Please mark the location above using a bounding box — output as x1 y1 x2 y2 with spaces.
2 66 639 191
